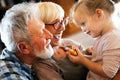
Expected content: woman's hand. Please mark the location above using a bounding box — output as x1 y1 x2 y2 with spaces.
53 47 67 60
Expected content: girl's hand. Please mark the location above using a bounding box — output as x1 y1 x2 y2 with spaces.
86 47 93 55
67 46 85 64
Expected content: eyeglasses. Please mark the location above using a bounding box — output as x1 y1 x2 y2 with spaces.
45 17 69 30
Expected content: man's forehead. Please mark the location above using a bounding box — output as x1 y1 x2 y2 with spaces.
28 18 45 33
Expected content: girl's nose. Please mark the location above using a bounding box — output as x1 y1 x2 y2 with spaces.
81 26 86 32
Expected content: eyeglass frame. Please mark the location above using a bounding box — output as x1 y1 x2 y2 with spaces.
45 17 69 30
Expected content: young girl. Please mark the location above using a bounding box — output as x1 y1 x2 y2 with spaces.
68 0 120 80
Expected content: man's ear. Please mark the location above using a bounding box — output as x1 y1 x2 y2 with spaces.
17 41 31 55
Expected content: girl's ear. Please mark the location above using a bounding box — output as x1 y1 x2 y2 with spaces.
17 41 31 55
95 8 104 19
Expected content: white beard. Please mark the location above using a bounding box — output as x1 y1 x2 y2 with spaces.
34 45 54 59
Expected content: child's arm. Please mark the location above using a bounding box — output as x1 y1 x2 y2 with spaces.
67 46 109 78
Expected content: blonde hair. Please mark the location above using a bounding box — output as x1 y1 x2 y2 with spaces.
37 2 64 24
71 0 120 17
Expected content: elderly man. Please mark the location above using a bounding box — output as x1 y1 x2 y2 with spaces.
0 2 58 80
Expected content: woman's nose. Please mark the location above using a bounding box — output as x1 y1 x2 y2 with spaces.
58 24 65 31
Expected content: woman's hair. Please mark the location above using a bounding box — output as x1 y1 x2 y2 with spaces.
37 2 64 24
0 2 39 52
70 0 120 17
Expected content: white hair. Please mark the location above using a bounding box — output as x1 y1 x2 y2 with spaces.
0 2 40 52
34 45 54 59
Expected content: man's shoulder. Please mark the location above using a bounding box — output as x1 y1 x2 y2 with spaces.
0 56 33 80
0 58 19 73
0 48 10 59
0 59 19 79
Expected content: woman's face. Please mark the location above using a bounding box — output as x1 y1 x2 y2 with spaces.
74 5 103 38
45 17 68 47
